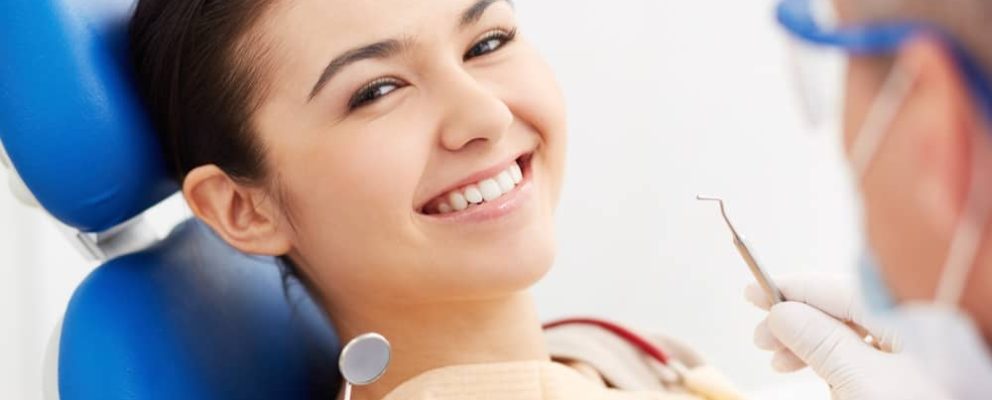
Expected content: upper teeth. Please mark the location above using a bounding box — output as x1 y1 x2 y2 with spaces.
431 162 523 215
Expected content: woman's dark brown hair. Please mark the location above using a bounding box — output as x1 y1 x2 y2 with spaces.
130 0 307 283
130 0 274 184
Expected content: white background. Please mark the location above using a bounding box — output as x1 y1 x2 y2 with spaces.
0 0 859 398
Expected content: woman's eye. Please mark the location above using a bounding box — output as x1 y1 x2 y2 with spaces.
348 78 404 110
464 28 517 61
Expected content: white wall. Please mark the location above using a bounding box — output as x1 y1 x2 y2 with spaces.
0 191 92 400
0 0 859 398
520 0 859 396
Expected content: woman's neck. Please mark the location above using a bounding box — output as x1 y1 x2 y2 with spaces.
327 291 549 400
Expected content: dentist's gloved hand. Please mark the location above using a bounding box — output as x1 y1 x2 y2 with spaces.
745 274 951 400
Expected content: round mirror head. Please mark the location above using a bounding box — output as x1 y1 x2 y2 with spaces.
339 333 391 386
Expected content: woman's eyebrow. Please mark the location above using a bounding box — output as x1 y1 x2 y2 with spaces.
460 0 514 28
308 0 514 102
308 39 406 101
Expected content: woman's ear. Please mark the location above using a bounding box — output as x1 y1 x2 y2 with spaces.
182 165 294 256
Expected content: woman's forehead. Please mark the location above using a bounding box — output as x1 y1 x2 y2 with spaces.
255 0 514 99
265 0 510 45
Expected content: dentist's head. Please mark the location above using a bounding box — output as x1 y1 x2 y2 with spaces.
833 0 992 343
130 0 567 340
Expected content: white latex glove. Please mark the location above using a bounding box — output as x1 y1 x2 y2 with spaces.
745 274 952 400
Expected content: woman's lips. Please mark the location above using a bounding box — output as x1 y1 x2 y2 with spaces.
418 153 532 215
418 154 533 221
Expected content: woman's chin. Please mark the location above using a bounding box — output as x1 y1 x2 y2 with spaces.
467 236 557 298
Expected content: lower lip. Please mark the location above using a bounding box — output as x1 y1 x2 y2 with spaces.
420 164 535 224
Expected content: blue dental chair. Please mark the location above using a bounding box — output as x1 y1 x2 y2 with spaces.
0 1 341 399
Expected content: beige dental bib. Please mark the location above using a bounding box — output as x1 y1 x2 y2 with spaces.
381 360 701 400
378 323 744 400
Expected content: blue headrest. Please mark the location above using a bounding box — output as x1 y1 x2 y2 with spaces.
60 219 341 400
0 0 176 233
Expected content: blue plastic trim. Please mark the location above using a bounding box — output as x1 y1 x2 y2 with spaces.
776 0 921 53
775 0 992 123
0 0 177 232
59 219 341 400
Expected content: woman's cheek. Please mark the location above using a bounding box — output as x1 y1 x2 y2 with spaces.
490 46 566 140
503 49 568 192
317 140 419 215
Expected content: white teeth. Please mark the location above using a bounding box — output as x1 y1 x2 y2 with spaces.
464 185 484 204
478 179 502 201
449 191 468 211
426 160 527 215
509 163 523 184
496 171 515 192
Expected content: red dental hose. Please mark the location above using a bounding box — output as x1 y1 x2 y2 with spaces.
542 317 671 366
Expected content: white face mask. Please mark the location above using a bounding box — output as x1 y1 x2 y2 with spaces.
850 60 992 399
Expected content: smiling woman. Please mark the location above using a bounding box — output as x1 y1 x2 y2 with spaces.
129 0 737 399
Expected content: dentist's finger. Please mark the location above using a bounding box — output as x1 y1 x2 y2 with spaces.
775 275 860 319
767 302 873 382
766 275 896 351
745 283 775 311
770 348 807 373
753 319 784 351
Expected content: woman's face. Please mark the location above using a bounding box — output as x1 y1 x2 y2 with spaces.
251 0 567 306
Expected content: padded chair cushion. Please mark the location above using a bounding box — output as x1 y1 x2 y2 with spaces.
0 0 176 232
59 219 341 400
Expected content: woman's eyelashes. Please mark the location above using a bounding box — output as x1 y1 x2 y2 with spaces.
463 28 517 61
345 27 519 111
348 77 405 110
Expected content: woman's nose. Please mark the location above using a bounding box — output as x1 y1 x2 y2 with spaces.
436 71 514 152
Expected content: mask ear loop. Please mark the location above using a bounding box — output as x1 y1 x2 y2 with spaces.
849 61 919 181
934 106 992 307
934 202 986 307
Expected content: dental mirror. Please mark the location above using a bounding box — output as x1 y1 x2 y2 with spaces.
339 333 391 400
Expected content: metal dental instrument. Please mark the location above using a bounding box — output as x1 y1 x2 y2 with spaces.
339 333 392 400
697 195 786 304
697 195 882 350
